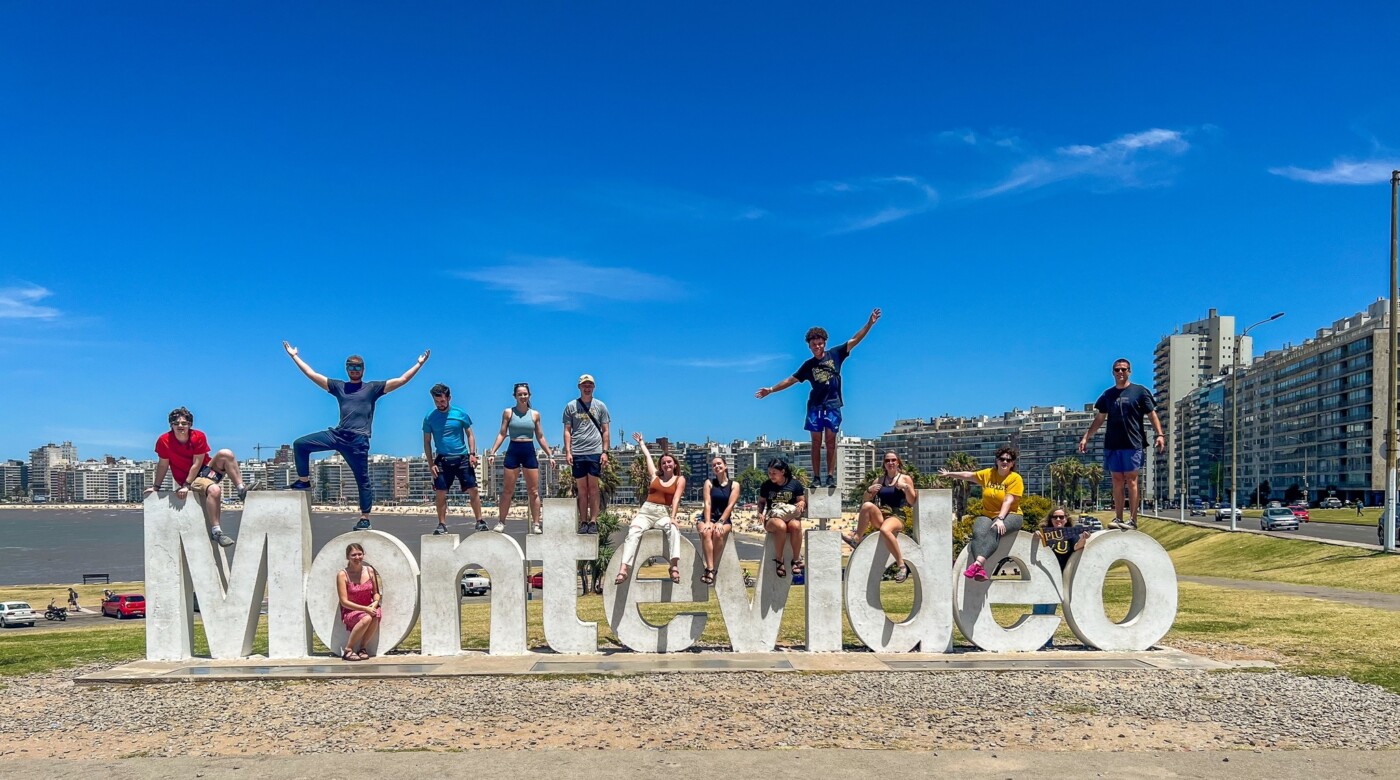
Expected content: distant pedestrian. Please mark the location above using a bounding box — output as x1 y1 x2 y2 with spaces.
844 450 915 583
757 458 807 578
615 433 686 585
563 374 610 534
336 543 381 661
1078 358 1165 530
145 407 250 548
282 342 428 531
67 587 78 610
487 382 554 534
1357 502 1364 516
941 445 1024 582
423 383 485 535
755 308 880 489
1032 506 1092 649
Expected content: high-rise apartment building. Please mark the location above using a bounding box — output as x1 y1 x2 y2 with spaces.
1153 309 1250 502
0 460 28 500
28 441 77 499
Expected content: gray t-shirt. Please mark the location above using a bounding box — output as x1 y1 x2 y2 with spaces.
563 398 610 455
328 379 388 437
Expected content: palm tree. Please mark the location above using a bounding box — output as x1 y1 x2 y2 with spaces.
598 453 621 510
1083 462 1104 509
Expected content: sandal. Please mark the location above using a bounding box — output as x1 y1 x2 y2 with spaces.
341 649 359 662
772 558 787 578
356 650 371 661
893 564 910 583
669 564 681 584
700 568 714 585
614 569 629 585
790 557 804 574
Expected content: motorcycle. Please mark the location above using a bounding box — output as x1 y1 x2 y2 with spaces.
45 601 67 621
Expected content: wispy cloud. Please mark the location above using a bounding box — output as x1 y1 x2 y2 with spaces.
665 354 790 372
814 175 939 234
0 284 60 320
1268 158 1399 185
972 128 1192 198
457 256 682 310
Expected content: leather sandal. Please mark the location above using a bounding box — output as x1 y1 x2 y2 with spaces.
772 558 787 578
669 564 681 584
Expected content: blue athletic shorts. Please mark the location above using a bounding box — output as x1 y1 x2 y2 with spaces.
503 440 539 470
804 406 842 433
433 455 477 491
1104 448 1144 474
571 452 602 479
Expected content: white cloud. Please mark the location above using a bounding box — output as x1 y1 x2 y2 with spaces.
974 128 1192 198
1268 159 1399 185
666 354 790 372
817 175 939 234
458 256 682 310
0 284 60 319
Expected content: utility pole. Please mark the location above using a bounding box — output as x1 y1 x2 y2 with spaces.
1386 170 1399 553
1231 312 1284 531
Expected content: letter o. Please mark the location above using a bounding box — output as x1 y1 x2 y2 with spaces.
1062 531 1177 651
308 531 420 656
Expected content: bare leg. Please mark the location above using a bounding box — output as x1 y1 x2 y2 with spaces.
434 490 448 525
848 502 881 545
699 523 716 570
1124 470 1141 522
585 475 601 526
878 515 905 567
345 615 372 656
713 524 731 564
203 484 223 527
210 450 244 489
524 467 542 526
1111 472 1128 520
359 618 381 655
499 468 520 522
468 486 483 523
824 429 838 479
808 431 822 477
787 519 803 564
764 518 789 571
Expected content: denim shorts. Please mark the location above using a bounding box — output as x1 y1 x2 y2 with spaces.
433 455 477 491
503 440 539 470
804 406 842 433
1104 448 1144 474
571 452 602 479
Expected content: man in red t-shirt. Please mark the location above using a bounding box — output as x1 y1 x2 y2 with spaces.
144 407 250 547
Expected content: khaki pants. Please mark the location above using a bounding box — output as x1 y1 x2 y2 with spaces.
621 501 681 568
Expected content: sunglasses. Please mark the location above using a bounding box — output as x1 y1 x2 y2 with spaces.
1113 367 1130 373
1049 514 1068 520
346 364 364 370
884 458 899 463
172 421 191 427
997 457 1015 463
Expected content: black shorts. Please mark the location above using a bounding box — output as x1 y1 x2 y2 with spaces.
433 455 477 492
571 453 602 479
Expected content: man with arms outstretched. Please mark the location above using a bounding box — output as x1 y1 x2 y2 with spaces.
283 342 429 531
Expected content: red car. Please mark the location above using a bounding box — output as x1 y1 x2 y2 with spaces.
528 572 543 589
1289 505 1311 522
102 593 146 619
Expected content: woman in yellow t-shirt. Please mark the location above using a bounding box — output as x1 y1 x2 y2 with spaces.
939 445 1025 582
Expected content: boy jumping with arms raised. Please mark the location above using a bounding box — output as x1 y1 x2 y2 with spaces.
756 308 880 488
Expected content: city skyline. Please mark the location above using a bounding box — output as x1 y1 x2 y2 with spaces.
3 4 1399 460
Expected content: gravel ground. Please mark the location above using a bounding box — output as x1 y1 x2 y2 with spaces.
3 650 1400 759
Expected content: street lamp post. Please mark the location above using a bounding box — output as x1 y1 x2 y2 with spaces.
1231 312 1285 532
1387 170 1399 553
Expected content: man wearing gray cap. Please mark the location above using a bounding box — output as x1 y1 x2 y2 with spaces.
563 374 610 534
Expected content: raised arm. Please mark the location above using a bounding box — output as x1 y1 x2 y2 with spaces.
755 375 800 399
632 431 657 482
938 468 977 483
1079 411 1108 454
384 350 430 393
845 307 882 352
283 341 329 391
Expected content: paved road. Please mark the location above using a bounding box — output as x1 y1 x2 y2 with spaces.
1147 513 1391 550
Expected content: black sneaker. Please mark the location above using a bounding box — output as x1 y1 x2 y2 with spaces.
433 523 448 535
286 479 312 491
352 518 372 531
826 474 838 489
474 519 489 532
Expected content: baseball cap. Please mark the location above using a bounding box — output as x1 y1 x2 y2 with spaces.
578 374 596 384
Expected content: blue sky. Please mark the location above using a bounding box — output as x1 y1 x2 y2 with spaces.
2 2 1398 462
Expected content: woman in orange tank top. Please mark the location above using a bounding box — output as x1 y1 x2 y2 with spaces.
616 431 687 585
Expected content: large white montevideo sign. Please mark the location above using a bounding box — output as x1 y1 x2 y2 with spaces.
142 490 1177 660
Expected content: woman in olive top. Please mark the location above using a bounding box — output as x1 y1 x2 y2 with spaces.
939 445 1024 582
486 383 554 534
758 458 807 578
698 455 740 585
616 432 687 585
844 450 916 583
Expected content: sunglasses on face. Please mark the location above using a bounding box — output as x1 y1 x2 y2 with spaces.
172 421 191 427
1050 514 1068 520
346 364 364 371
1113 367 1129 373
884 459 899 463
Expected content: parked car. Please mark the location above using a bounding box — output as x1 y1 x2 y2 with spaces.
459 570 491 597
1266 501 1282 509
1078 516 1103 531
1321 497 1344 509
102 593 146 619
0 601 37 628
528 571 543 589
1215 506 1242 522
1289 505 1311 522
1261 507 1300 532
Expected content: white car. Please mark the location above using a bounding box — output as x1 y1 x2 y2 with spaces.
1261 507 1301 532
0 601 37 628
1215 506 1242 522
459 570 491 597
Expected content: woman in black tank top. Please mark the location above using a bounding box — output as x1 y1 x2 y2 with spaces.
843 450 917 583
698 455 740 585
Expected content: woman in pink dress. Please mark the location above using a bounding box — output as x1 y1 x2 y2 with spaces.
336 543 382 661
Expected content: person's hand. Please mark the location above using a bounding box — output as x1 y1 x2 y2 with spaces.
868 307 882 325
283 341 297 357
176 486 189 499
469 454 478 467
565 451 574 465
1154 434 1166 454
632 431 643 444
992 518 1006 535
755 387 772 399
430 463 439 478
143 486 156 496
417 349 430 364
601 452 609 467
1077 438 1088 455
937 468 951 478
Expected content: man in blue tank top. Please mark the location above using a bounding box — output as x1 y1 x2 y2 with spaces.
282 342 429 531
423 383 484 534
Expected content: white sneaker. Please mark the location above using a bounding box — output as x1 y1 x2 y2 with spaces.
531 522 543 534
492 521 506 533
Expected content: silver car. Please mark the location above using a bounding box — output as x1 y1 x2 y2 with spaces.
1261 507 1300 531
0 601 37 628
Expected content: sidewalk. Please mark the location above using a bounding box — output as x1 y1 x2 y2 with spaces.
1179 575 1400 612
2 749 1396 779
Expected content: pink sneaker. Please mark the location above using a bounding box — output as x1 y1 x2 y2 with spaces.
963 562 985 580
973 564 989 582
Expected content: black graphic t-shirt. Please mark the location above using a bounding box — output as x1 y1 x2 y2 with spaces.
794 343 850 411
1093 383 1156 450
1040 526 1087 570
759 478 806 507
